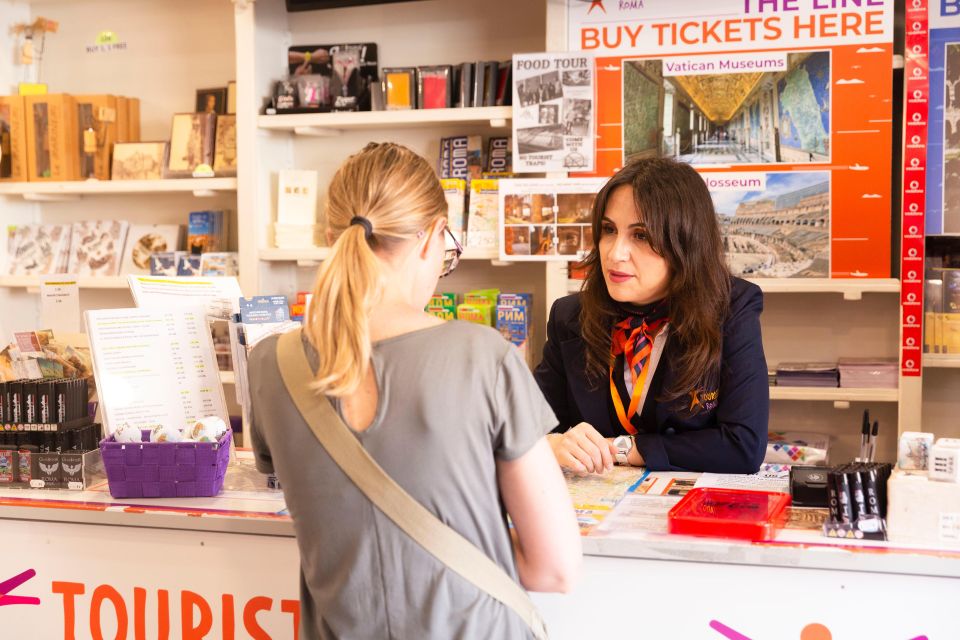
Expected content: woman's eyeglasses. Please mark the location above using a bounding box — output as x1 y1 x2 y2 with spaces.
441 226 463 278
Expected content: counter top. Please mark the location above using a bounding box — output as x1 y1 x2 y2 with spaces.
1 454 958 578
0 452 292 537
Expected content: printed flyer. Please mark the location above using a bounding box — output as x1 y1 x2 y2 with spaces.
512 52 595 172
498 178 607 261
567 0 894 279
927 2 960 234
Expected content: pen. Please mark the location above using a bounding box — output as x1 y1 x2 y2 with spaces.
848 465 868 521
859 410 870 461
835 470 854 523
868 420 879 463
862 466 881 515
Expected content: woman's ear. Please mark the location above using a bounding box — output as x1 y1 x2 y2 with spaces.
418 218 445 259
325 228 334 246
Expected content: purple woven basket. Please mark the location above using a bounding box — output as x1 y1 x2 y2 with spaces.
99 429 231 499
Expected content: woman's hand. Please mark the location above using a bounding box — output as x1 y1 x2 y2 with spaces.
548 422 617 476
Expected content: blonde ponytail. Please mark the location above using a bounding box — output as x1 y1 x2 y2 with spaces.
305 223 384 395
304 142 447 396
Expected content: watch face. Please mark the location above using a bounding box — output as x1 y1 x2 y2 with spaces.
613 436 632 452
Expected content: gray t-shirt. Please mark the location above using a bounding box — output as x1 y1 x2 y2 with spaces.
248 321 557 640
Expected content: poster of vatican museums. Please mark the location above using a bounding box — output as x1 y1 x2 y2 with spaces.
567 0 894 279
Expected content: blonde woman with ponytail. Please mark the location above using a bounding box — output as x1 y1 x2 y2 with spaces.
248 143 580 640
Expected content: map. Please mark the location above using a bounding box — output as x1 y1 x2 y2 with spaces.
777 52 830 156
565 467 648 533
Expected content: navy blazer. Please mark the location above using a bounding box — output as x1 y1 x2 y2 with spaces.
534 278 769 473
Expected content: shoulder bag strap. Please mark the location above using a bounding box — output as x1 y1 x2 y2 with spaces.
275 329 548 640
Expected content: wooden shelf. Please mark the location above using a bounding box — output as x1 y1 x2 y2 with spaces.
260 246 500 262
923 355 960 369
0 276 129 290
567 278 900 299
0 178 238 200
769 386 898 402
747 278 900 299
260 247 331 262
258 106 512 136
462 247 501 260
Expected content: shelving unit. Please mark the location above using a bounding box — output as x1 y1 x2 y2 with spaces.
0 0 243 431
236 0 549 300
258 106 511 136
0 178 237 200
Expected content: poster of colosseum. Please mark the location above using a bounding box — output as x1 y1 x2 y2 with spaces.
708 171 830 278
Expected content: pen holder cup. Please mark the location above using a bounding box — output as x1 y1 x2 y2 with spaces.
99 429 231 499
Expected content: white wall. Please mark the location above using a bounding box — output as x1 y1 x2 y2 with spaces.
34 0 235 140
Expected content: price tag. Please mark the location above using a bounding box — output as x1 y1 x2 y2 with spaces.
40 277 80 334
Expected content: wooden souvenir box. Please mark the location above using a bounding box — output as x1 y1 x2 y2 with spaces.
0 95 28 182
25 94 80 182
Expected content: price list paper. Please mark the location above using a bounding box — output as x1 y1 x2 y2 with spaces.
40 276 81 334
85 307 229 435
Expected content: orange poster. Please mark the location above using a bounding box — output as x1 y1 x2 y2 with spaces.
567 0 894 279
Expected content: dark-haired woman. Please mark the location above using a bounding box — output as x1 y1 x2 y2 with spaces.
534 157 769 474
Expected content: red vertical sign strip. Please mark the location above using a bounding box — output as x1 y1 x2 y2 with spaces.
901 0 929 376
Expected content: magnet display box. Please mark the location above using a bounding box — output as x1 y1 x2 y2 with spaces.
0 442 104 490
74 94 119 180
668 487 792 541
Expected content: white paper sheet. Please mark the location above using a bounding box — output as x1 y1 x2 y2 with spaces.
127 275 242 319
694 464 791 493
596 494 678 536
40 276 80 334
85 307 229 435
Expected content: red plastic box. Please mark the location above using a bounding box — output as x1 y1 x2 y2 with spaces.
667 487 792 541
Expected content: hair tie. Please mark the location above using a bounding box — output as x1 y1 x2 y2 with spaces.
349 216 373 240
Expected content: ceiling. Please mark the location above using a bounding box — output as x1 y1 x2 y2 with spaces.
669 72 764 125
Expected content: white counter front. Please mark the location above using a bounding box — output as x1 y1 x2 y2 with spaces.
0 456 957 639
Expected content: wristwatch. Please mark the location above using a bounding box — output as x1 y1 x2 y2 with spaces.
613 435 634 466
